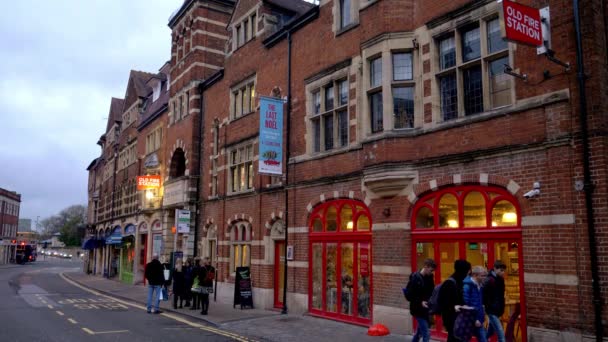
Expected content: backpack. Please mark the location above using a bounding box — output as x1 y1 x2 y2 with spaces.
403 272 423 302
427 277 456 315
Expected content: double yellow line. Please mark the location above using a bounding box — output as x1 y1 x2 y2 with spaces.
59 273 255 341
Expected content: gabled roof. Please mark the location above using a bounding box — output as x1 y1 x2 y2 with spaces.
106 97 125 132
264 0 314 16
129 70 155 98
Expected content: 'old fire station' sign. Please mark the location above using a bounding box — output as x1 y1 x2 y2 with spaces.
502 0 543 46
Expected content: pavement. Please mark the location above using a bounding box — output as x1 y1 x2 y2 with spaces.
62 270 413 342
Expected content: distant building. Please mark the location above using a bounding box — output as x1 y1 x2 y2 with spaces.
0 187 21 264
18 218 32 232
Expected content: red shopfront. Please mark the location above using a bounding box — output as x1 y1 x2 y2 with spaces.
308 199 373 326
411 185 526 342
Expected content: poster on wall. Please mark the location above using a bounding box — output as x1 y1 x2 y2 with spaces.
360 243 370 277
233 266 254 309
258 96 284 175
176 209 190 233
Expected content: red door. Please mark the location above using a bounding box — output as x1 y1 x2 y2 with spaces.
274 241 285 308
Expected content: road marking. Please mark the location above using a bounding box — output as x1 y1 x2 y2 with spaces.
41 300 48 304
68 318 78 324
82 327 129 335
47 305 53 309
56 311 64 316
59 273 256 342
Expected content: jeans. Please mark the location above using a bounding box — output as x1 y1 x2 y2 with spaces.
147 285 161 312
412 316 430 342
487 314 506 342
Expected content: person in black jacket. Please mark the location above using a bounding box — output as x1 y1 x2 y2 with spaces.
144 254 165 314
190 258 202 311
183 258 194 307
484 260 507 342
199 257 215 315
439 259 471 342
407 258 436 342
172 259 186 309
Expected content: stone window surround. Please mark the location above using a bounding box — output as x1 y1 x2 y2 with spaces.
361 32 419 136
227 140 255 195
305 66 351 156
231 7 258 52
229 222 252 274
427 2 515 125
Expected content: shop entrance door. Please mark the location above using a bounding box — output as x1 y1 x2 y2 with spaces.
274 240 285 308
414 238 524 342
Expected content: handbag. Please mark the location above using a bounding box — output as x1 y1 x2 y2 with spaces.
160 287 169 301
191 276 202 293
453 308 477 341
163 269 170 281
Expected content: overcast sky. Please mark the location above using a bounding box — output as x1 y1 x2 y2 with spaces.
0 1 182 224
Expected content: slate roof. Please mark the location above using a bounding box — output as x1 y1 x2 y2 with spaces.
106 97 125 132
264 0 315 16
130 70 155 98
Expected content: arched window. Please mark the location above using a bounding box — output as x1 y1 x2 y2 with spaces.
230 221 251 272
169 148 186 179
309 199 372 325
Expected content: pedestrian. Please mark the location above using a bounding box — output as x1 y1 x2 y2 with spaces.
172 259 186 309
199 257 215 315
484 260 507 342
144 254 165 314
190 258 202 311
406 258 436 342
438 259 471 342
460 265 488 342
183 258 194 307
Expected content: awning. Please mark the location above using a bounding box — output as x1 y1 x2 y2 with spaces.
106 228 123 245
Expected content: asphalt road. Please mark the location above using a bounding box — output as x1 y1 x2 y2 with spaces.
0 258 247 342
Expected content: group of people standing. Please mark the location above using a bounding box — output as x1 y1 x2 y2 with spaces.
406 258 507 342
145 255 216 316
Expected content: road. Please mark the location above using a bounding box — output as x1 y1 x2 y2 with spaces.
0 258 250 342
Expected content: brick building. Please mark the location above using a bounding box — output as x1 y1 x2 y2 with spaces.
0 187 21 264
87 0 608 341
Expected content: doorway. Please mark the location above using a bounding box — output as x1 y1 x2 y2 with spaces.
274 240 285 308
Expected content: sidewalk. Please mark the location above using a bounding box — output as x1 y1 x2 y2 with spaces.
64 270 413 342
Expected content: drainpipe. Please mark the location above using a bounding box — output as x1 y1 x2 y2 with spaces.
193 84 205 258
281 30 292 315
573 1 603 340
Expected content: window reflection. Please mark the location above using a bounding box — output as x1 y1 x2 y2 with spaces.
357 214 370 231
492 200 517 227
326 206 337 232
439 194 459 229
340 205 353 231
463 191 486 227
326 243 337 312
312 244 323 309
416 206 434 228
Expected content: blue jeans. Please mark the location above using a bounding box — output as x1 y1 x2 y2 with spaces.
412 316 430 342
487 314 506 342
147 285 161 312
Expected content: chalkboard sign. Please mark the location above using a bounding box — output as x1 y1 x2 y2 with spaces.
233 267 254 309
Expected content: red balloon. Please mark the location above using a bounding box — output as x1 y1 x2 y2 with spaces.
367 323 390 336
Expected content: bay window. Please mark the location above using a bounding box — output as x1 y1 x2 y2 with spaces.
310 79 349 153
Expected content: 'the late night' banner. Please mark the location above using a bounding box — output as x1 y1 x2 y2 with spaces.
258 96 284 175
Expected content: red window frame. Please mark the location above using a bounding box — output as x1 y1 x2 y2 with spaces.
308 199 373 326
411 185 526 342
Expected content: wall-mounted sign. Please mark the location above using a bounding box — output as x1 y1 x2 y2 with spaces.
176 209 190 234
502 0 543 46
258 96 284 175
137 175 161 190
144 153 160 169
286 245 294 261
360 243 370 277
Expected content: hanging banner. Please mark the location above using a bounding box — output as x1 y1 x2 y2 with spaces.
258 96 284 175
137 175 161 190
176 209 190 233
501 0 543 46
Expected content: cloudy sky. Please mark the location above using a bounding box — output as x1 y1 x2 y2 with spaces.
0 1 182 225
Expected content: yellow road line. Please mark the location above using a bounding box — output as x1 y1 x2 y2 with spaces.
56 311 64 316
68 318 78 324
59 273 256 342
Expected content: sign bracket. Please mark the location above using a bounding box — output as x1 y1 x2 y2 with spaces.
544 49 570 71
504 64 528 82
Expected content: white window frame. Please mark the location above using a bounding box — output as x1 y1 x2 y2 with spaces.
230 76 256 120
230 222 251 273
228 143 254 194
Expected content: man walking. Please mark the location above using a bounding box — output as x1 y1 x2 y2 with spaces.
406 258 436 342
439 259 471 342
145 254 164 314
200 257 215 315
484 260 507 342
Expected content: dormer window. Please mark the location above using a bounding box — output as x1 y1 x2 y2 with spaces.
234 11 257 50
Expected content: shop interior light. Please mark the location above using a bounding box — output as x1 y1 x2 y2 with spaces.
346 221 353 230
146 190 154 200
502 212 517 223
447 219 458 228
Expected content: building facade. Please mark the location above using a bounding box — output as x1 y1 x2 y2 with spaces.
0 187 21 264
87 0 608 341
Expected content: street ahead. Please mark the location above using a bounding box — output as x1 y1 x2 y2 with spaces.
0 259 246 342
